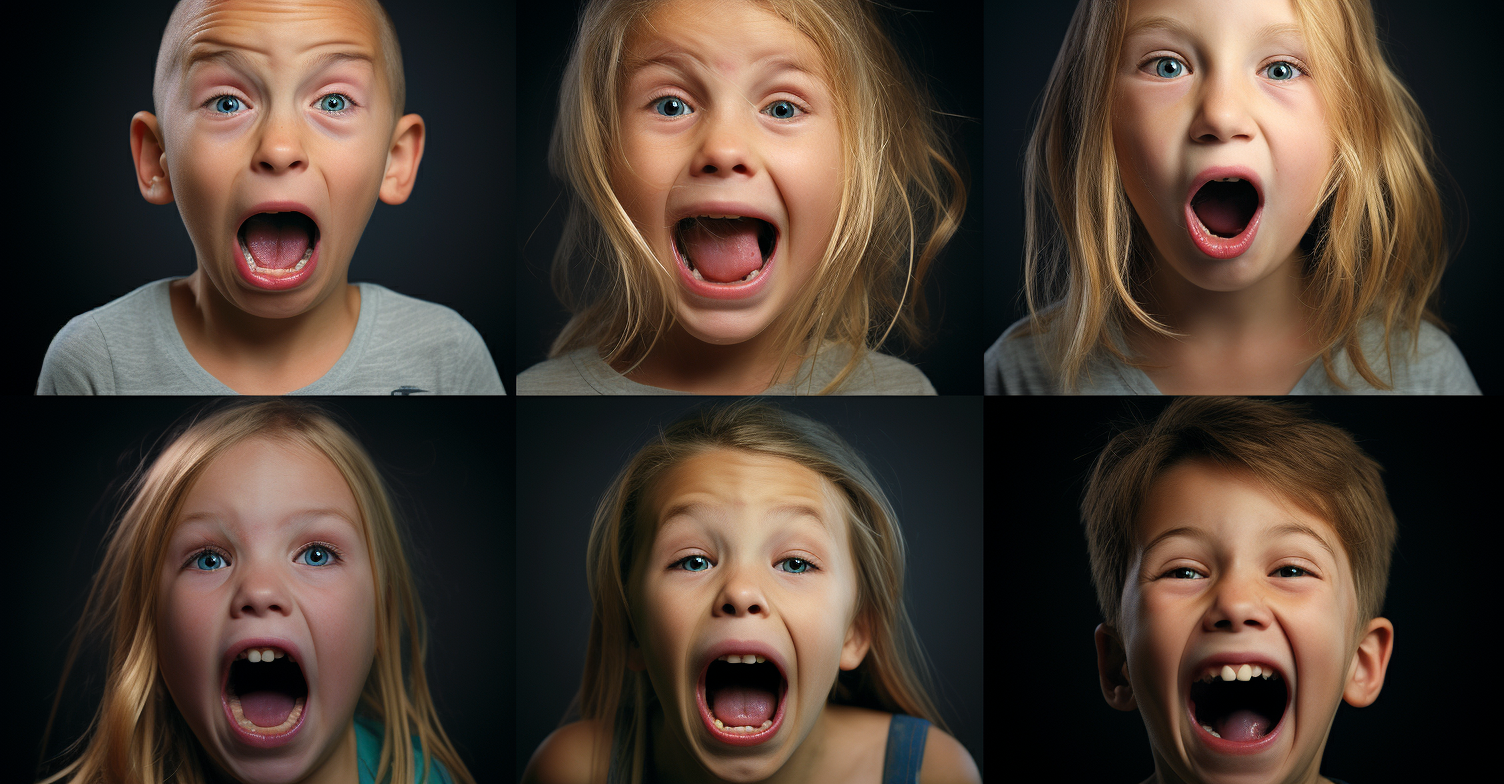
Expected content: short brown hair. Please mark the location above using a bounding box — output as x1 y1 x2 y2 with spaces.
1081 398 1396 643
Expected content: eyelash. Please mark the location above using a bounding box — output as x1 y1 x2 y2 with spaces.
1139 55 1310 81
1160 564 1315 580
645 92 811 119
183 541 344 570
201 92 359 116
669 554 823 574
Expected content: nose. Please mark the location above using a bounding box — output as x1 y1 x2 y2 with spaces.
1201 569 1272 632
690 109 757 178
712 561 769 618
252 103 308 174
1188 67 1256 144
229 556 293 618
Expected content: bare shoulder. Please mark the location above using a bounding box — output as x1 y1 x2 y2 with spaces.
520 719 610 784
919 725 981 784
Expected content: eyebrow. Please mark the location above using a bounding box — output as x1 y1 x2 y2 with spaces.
175 506 361 530
1124 15 1305 45
1141 522 1336 560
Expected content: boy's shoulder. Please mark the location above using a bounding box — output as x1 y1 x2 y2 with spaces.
38 278 201 395
520 719 609 784
325 283 505 395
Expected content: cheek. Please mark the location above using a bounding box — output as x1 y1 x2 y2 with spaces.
156 585 219 704
308 579 378 700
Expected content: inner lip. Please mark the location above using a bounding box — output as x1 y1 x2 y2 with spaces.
672 216 777 279
1190 179 1260 238
1187 665 1289 742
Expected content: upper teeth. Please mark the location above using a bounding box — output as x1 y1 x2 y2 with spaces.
1216 177 1243 182
1196 663 1280 683
694 214 745 219
237 647 287 663
717 654 767 664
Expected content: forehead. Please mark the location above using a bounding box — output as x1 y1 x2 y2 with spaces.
1122 0 1306 47
623 0 828 82
175 435 361 536
645 449 844 543
164 0 385 78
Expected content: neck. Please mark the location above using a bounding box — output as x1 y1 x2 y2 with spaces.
651 702 833 784
613 322 806 395
207 721 357 784
1144 745 1332 784
1138 250 1310 343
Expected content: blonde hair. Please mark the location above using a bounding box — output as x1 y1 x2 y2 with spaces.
37 401 473 784
1081 397 1397 647
570 401 949 783
1019 0 1450 391
547 0 966 394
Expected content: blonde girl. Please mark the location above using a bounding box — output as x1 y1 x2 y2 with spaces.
985 0 1479 395
520 401 980 783
36 400 473 784
516 0 966 395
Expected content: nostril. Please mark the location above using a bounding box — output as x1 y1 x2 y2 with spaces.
702 164 718 174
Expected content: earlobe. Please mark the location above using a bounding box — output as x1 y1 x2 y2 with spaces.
130 111 174 205
1095 623 1137 711
379 113 426 205
1342 616 1394 708
838 612 872 671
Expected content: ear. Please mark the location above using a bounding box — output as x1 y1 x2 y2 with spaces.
1342 616 1393 708
838 610 872 671
379 113 425 205
130 112 174 205
1095 623 1136 711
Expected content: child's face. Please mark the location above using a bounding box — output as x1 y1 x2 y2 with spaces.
614 0 843 346
1112 0 1334 293
1105 458 1386 782
156 436 377 784
149 0 407 318
628 449 870 781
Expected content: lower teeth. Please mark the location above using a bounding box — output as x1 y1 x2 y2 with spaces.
228 694 305 734
713 718 774 734
1201 724 1222 739
688 264 762 283
241 243 312 273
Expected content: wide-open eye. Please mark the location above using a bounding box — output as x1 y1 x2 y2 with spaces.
653 96 693 117
317 93 350 112
209 95 245 114
776 557 816 574
1151 56 1188 79
1263 61 1302 81
673 554 712 572
296 544 337 567
762 100 802 120
190 548 230 571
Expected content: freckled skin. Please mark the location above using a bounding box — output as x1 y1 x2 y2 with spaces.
1113 0 1334 295
1095 459 1393 784
626 450 871 784
156 437 377 784
611 0 843 386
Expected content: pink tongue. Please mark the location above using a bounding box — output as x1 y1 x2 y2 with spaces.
680 218 764 282
710 683 776 726
1193 198 1249 237
1216 709 1271 742
242 214 312 270
240 690 296 728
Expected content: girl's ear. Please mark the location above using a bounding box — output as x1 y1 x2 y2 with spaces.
838 612 872 671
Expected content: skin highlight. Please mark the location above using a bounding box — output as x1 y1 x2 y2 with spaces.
625 450 872 783
156 435 378 784
610 0 843 394
1094 458 1393 784
1112 0 1336 394
130 0 424 394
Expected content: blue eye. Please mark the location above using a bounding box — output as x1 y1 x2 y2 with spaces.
777 557 815 574
318 94 350 112
653 96 692 117
763 100 802 120
1153 57 1187 79
298 545 336 567
191 549 229 571
1264 62 1300 81
210 95 244 114
675 555 712 572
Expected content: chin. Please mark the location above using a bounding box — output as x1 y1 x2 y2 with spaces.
674 307 780 347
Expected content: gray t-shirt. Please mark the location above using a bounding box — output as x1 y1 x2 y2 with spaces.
37 278 505 395
517 345 936 395
985 312 1480 395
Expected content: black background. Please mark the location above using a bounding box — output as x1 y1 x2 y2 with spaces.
8 0 515 394
988 395 1500 781
15 398 515 783
984 0 1500 394
516 1 985 393
514 397 983 781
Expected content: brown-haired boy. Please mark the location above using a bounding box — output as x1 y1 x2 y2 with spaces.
1084 397 1394 784
37 0 504 395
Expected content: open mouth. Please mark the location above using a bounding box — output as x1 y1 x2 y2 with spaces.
238 211 318 275
697 652 788 745
1191 179 1260 239
1188 664 1288 745
672 216 776 285
224 645 308 737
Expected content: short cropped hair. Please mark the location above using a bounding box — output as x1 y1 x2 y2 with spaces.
1081 398 1397 643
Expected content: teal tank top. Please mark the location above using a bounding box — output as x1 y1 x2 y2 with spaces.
354 714 455 784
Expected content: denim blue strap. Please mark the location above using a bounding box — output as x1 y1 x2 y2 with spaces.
881 714 930 784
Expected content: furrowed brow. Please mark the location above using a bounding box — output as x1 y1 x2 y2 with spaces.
183 46 254 75
1125 16 1305 45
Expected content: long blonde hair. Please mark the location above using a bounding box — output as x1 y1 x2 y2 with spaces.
36 401 474 784
570 401 949 783
1020 0 1450 391
546 0 966 394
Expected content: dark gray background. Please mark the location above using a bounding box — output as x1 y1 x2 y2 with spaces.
16 398 515 783
515 397 983 781
10 0 515 393
516 1 984 393
985 0 1500 394
989 395 1499 781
